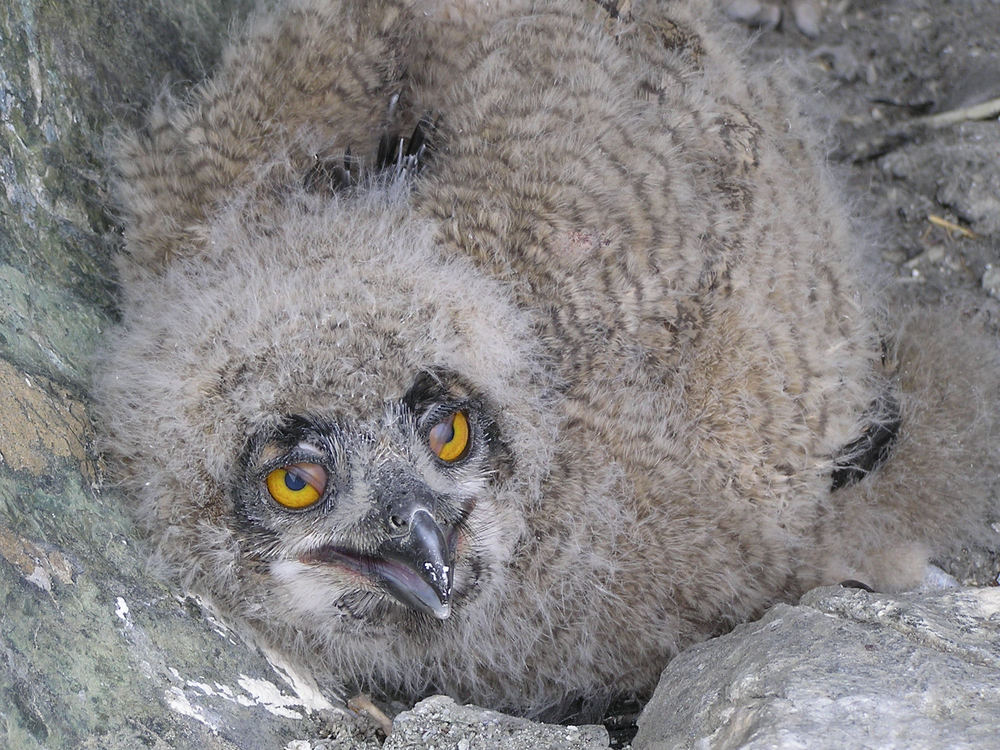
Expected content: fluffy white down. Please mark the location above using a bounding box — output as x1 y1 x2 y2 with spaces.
97 183 555 581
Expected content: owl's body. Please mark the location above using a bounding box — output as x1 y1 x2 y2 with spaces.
96 0 999 719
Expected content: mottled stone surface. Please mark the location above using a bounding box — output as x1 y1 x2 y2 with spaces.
385 696 610 750
879 125 1000 238
0 0 375 747
634 586 1000 750
0 0 258 384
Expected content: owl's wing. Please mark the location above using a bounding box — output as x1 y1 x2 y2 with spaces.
113 0 417 283
831 394 901 490
303 115 435 194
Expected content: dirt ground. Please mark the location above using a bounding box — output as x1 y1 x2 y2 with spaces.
739 0 1000 585
745 0 1000 313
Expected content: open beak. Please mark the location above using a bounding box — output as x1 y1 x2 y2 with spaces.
302 507 455 620
373 508 453 619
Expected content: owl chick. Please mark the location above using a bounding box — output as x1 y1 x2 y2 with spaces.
94 0 1000 721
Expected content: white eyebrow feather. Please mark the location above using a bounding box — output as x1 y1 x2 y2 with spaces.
295 441 325 457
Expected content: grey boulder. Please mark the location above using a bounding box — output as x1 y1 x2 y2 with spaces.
634 585 1000 749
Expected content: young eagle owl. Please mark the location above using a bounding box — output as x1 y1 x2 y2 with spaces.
95 0 1000 720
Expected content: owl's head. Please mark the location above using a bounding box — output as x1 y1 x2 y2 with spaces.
96 185 555 649
238 367 513 625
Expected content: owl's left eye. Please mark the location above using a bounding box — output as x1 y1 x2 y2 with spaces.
266 463 327 509
428 411 470 462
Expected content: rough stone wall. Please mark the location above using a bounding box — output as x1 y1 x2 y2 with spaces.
0 2 361 747
634 586 1000 750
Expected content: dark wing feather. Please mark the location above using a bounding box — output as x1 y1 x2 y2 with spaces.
831 395 901 490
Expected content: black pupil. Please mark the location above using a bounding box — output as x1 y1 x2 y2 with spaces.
284 469 307 492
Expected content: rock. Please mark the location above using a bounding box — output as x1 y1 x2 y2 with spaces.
721 0 821 36
788 0 821 38
0 0 379 747
385 696 610 750
983 265 1000 299
633 586 1000 749
722 0 781 31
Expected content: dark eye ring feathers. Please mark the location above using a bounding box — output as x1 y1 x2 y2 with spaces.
265 410 471 508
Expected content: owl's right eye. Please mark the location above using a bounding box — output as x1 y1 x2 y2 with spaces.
429 410 470 462
266 463 327 509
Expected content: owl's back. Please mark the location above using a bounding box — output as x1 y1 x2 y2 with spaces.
412 0 892 607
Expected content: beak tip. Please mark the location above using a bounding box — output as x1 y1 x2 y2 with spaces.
372 509 455 620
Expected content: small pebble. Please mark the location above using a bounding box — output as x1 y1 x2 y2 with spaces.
981 264 1000 297
724 0 780 30
724 0 822 35
791 0 821 37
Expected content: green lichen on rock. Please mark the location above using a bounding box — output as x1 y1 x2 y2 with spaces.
0 0 257 386
0 464 346 748
0 1 370 747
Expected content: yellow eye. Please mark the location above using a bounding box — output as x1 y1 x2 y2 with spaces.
265 463 327 509
428 411 470 462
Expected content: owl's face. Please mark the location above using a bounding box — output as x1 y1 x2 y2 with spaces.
233 369 512 625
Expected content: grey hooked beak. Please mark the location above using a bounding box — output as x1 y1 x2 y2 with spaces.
376 508 454 619
300 482 457 619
